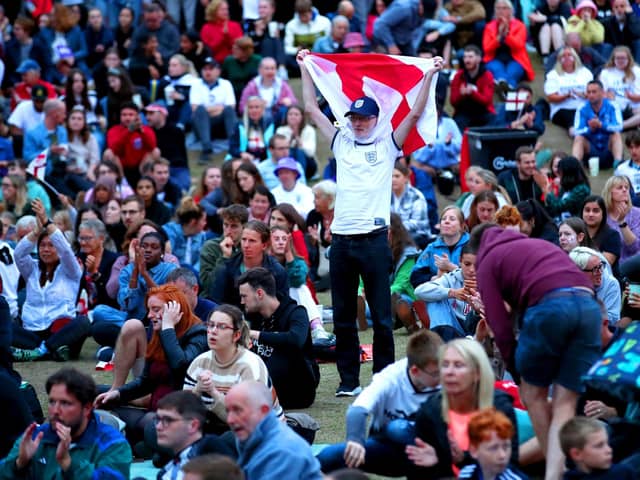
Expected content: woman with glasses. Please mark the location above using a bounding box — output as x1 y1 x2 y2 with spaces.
569 246 621 324
94 284 207 447
183 304 282 433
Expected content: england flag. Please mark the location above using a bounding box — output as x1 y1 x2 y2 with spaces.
26 149 48 181
303 53 439 155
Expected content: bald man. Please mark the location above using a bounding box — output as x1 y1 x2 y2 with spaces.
226 381 322 480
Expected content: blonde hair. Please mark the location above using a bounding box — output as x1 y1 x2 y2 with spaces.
311 180 337 209
440 339 495 423
465 167 512 204
206 0 227 22
602 175 632 215
169 53 198 77
555 47 584 75
604 46 636 83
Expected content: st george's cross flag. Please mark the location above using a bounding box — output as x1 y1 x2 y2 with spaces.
303 53 439 155
26 149 48 181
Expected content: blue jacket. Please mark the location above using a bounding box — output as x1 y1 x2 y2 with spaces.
237 411 323 480
23 124 68 174
0 413 131 480
162 222 208 273
373 0 423 51
37 26 89 75
573 98 622 151
410 232 470 287
117 261 178 319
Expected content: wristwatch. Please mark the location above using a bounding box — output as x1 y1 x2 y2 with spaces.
43 219 54 229
619 222 628 229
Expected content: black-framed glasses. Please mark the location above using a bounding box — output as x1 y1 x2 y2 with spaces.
206 322 237 332
154 414 189 427
584 262 605 274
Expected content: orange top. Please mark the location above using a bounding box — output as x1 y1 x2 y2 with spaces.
448 409 474 476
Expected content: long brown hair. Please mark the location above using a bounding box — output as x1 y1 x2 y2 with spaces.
145 285 202 363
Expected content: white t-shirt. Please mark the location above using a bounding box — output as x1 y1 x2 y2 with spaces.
614 159 640 194
544 67 594 119
599 66 640 112
271 182 315 219
8 100 44 132
331 128 400 235
189 78 236 108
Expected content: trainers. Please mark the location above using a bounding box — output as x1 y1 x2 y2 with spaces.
95 346 114 362
11 347 44 362
53 346 70 362
336 385 362 397
311 326 336 347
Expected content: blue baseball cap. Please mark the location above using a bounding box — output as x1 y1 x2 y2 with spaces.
345 96 379 118
16 59 41 73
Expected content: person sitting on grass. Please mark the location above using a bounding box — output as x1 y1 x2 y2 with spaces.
11 199 90 362
316 330 443 477
458 407 528 480
559 416 635 479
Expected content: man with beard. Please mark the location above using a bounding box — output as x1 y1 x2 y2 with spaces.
0 368 131 479
449 44 496 130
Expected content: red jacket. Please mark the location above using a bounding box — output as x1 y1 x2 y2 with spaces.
482 18 535 82
450 67 496 115
106 125 157 169
200 21 244 65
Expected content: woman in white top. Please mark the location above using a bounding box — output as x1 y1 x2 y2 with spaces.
460 166 510 219
163 54 199 129
276 105 317 162
66 105 100 183
11 199 89 362
599 46 640 131
544 46 593 129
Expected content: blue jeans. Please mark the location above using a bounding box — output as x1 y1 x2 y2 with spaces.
191 105 237 152
317 434 414 476
330 228 394 388
170 167 191 193
486 59 525 88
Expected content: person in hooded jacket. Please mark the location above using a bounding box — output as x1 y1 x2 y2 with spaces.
467 224 601 480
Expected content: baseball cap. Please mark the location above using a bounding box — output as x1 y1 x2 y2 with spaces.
202 57 220 68
31 85 48 101
17 59 41 74
344 96 379 118
273 157 301 179
144 102 168 116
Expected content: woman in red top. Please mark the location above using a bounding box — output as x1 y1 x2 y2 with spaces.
201 0 243 65
482 0 534 90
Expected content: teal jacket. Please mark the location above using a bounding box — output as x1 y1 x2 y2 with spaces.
0 413 131 479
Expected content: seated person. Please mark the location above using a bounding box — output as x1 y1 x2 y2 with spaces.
222 36 262 104
147 157 182 212
312 15 350 54
0 368 131 479
10 60 57 111
91 231 178 349
497 146 545 204
162 197 208 273
270 157 315 219
11 200 90 362
566 0 605 48
228 96 275 163
135 176 173 226
495 83 545 135
239 267 319 409
390 162 433 248
450 45 495 130
572 80 623 169
209 221 288 306
598 46 640 131
7 85 46 156
459 407 528 480
104 102 158 187
544 47 593 130
415 244 478 340
559 416 635 479
284 0 331 75
189 57 238 164
199 205 249 297
94 285 207 447
317 330 443 476
239 57 298 126
601 0 640 63
183 304 283 433
545 32 606 75
258 134 307 190
528 0 571 62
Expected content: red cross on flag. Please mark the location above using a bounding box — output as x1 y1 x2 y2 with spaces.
505 91 529 112
26 149 48 181
303 53 439 155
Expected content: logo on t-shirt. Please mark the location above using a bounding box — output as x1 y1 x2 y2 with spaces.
365 151 377 164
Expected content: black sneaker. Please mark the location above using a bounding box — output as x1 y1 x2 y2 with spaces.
335 385 362 397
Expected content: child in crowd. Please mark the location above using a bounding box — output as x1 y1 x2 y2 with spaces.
316 330 443 477
559 416 635 479
458 408 528 480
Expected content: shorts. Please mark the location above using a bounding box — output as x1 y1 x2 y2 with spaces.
516 288 601 392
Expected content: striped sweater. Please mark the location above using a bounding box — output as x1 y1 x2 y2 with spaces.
183 347 283 423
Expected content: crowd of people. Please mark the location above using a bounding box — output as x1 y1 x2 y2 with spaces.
0 0 638 479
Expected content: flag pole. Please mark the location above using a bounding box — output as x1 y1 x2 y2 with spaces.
26 172 61 198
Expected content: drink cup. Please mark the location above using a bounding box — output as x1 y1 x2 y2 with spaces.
588 156 599 177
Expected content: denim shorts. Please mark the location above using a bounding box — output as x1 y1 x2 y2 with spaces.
516 288 601 392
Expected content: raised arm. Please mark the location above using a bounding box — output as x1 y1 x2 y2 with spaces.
392 57 443 149
296 50 337 142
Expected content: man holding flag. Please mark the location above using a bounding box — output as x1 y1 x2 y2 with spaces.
297 49 442 396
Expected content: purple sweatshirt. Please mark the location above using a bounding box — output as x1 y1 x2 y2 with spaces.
476 227 592 362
